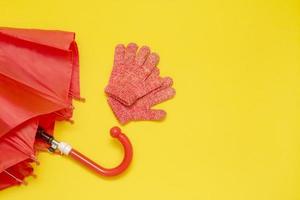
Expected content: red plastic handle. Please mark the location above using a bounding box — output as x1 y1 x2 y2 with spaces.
69 127 133 177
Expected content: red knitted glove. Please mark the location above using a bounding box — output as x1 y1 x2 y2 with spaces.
105 43 163 106
107 68 175 124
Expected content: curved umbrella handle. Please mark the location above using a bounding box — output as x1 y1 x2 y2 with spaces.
36 126 133 177
68 127 133 176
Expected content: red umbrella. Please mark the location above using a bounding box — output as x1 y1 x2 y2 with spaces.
0 28 133 190
0 27 80 134
0 119 38 188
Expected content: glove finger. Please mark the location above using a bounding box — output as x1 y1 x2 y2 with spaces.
143 76 164 96
142 53 160 77
124 43 138 66
132 109 166 121
150 87 176 106
135 46 150 66
160 77 173 88
113 44 125 66
146 67 160 81
138 86 176 108
143 76 172 97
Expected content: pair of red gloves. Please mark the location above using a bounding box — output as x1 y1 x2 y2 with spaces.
105 43 175 124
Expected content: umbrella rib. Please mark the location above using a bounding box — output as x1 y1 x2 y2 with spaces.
0 72 69 107
53 111 74 123
4 138 37 163
3 170 27 185
68 90 85 102
17 136 35 152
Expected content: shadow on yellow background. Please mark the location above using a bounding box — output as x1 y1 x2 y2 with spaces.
1 0 300 199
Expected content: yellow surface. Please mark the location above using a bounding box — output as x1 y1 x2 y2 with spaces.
1 0 300 199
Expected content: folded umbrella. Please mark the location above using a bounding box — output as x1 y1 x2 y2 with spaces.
0 27 79 137
0 28 133 190
0 119 38 189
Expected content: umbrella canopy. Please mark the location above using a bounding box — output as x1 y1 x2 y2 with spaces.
0 27 80 189
0 119 38 189
0 27 81 137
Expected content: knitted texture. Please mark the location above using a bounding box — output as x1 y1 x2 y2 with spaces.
105 43 175 124
105 43 163 106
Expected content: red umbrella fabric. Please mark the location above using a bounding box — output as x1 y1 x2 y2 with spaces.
0 27 133 190
0 119 38 189
0 27 80 189
0 27 81 137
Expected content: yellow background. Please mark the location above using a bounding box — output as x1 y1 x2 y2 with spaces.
1 0 300 199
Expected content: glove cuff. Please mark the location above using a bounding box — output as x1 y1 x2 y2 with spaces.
105 84 138 106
